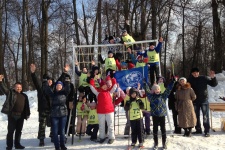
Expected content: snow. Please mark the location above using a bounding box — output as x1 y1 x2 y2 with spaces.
1 74 225 150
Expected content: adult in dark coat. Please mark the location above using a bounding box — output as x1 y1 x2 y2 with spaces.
57 69 74 136
30 64 54 146
0 75 30 150
187 68 218 137
43 65 71 150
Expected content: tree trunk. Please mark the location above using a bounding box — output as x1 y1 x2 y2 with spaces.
26 0 33 89
0 0 3 74
41 0 50 77
164 0 175 76
73 0 80 45
212 0 223 73
82 2 89 45
97 0 102 60
151 0 157 39
22 0 28 90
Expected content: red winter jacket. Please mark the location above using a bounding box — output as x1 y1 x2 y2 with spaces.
90 78 117 114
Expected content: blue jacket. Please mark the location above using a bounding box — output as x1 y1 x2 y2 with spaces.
146 81 174 116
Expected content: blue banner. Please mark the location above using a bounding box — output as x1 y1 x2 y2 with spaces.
114 66 148 90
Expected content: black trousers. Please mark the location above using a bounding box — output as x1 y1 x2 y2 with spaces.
130 119 144 144
152 116 166 144
86 124 99 139
171 108 179 128
7 115 24 148
149 64 159 85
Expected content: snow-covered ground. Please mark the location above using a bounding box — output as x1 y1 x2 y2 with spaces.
1 72 225 150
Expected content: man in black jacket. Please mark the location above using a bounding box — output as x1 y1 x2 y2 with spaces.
30 64 53 146
0 75 30 150
188 68 218 137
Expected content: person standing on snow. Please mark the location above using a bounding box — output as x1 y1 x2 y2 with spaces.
0 75 30 150
187 68 218 137
30 63 54 146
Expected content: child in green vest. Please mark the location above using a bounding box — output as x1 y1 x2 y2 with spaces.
99 50 117 76
157 76 166 93
125 88 144 149
86 102 99 141
76 95 89 136
143 37 163 86
139 89 151 135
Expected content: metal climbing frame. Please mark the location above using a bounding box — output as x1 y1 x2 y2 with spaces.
70 39 173 136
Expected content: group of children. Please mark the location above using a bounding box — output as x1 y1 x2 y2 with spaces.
72 34 176 149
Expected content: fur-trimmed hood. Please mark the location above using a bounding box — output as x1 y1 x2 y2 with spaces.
177 82 191 90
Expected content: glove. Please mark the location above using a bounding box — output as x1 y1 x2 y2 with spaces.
171 74 178 81
136 99 142 104
219 97 225 101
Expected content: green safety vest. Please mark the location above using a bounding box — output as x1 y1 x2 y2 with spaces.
136 62 146 68
122 34 135 48
76 102 88 116
88 109 99 124
159 83 166 93
129 101 143 120
79 73 89 87
147 50 159 63
139 97 150 111
105 58 116 71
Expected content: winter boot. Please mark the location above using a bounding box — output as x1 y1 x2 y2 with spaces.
153 134 158 150
187 128 192 137
14 132 25 149
60 144 67 150
183 128 188 137
39 139 45 146
174 127 181 134
6 133 13 150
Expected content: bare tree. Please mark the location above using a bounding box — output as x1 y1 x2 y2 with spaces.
211 0 223 73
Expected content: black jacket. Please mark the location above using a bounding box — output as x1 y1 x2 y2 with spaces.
187 75 218 104
0 82 30 120
31 72 52 112
43 81 71 117
168 81 178 110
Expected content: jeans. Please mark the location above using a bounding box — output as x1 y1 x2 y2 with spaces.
51 116 67 149
193 103 210 133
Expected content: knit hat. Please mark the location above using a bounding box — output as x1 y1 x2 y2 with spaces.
121 62 127 66
191 67 199 73
92 66 99 72
136 55 143 60
129 88 138 97
151 84 160 91
149 42 155 46
122 30 127 34
89 102 96 107
108 50 113 54
179 77 187 83
56 81 63 87
100 80 106 87
108 36 114 41
105 75 111 81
